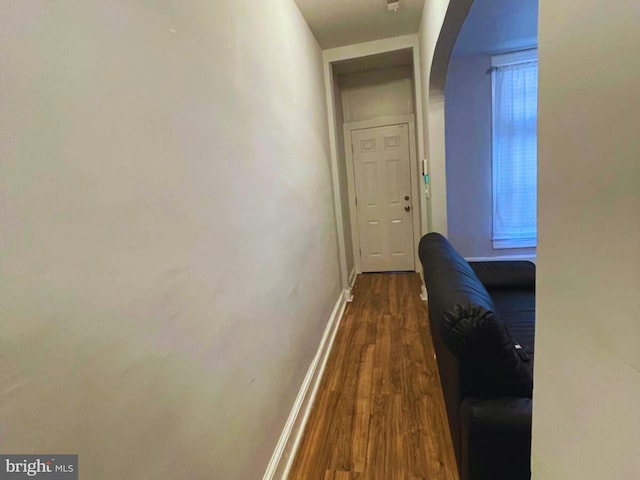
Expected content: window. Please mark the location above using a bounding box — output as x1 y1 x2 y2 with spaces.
491 49 538 249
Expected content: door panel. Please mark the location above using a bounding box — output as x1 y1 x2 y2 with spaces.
352 124 415 272
386 159 401 205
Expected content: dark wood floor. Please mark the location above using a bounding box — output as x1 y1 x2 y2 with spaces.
288 273 458 480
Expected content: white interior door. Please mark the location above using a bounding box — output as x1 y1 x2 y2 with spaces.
351 124 415 272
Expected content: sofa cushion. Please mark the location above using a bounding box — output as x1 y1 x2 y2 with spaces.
489 289 536 356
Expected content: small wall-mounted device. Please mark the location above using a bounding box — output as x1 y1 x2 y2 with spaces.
422 158 431 199
386 0 400 12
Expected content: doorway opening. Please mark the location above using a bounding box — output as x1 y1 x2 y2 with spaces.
327 47 426 279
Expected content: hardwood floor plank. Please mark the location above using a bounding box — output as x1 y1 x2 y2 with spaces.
287 273 458 480
389 314 405 395
374 314 392 395
352 344 374 472
365 393 391 478
390 394 405 479
333 472 350 480
404 398 429 477
387 273 399 315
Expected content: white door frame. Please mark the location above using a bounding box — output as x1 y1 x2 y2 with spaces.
322 36 428 293
344 115 421 274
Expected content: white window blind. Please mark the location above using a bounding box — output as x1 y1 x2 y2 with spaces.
492 50 538 249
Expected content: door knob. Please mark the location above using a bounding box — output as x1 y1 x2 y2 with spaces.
404 205 411 212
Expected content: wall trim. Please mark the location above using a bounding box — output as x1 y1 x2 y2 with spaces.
262 291 348 480
343 289 354 303
343 268 357 303
420 284 428 302
323 34 419 63
348 268 357 287
322 34 427 287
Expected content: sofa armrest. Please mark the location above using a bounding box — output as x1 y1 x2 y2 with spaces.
469 261 536 291
460 397 532 480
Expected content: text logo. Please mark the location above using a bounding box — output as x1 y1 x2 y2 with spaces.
0 456 77 479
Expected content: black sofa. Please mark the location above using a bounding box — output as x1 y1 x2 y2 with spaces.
418 233 535 480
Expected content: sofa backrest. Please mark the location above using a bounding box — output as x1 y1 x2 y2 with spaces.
470 261 536 292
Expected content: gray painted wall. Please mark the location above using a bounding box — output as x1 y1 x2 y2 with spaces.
532 0 639 477
340 66 415 123
0 1 340 479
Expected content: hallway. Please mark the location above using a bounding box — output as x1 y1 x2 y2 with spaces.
288 273 458 479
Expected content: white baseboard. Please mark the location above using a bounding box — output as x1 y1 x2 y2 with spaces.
420 284 428 302
348 268 357 287
343 268 357 303
343 288 353 303
262 291 348 480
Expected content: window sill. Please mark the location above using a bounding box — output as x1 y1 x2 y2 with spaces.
492 237 537 249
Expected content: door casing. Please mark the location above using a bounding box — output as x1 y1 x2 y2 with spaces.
344 114 421 274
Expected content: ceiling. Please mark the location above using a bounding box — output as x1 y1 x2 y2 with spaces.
452 0 538 56
294 0 426 49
